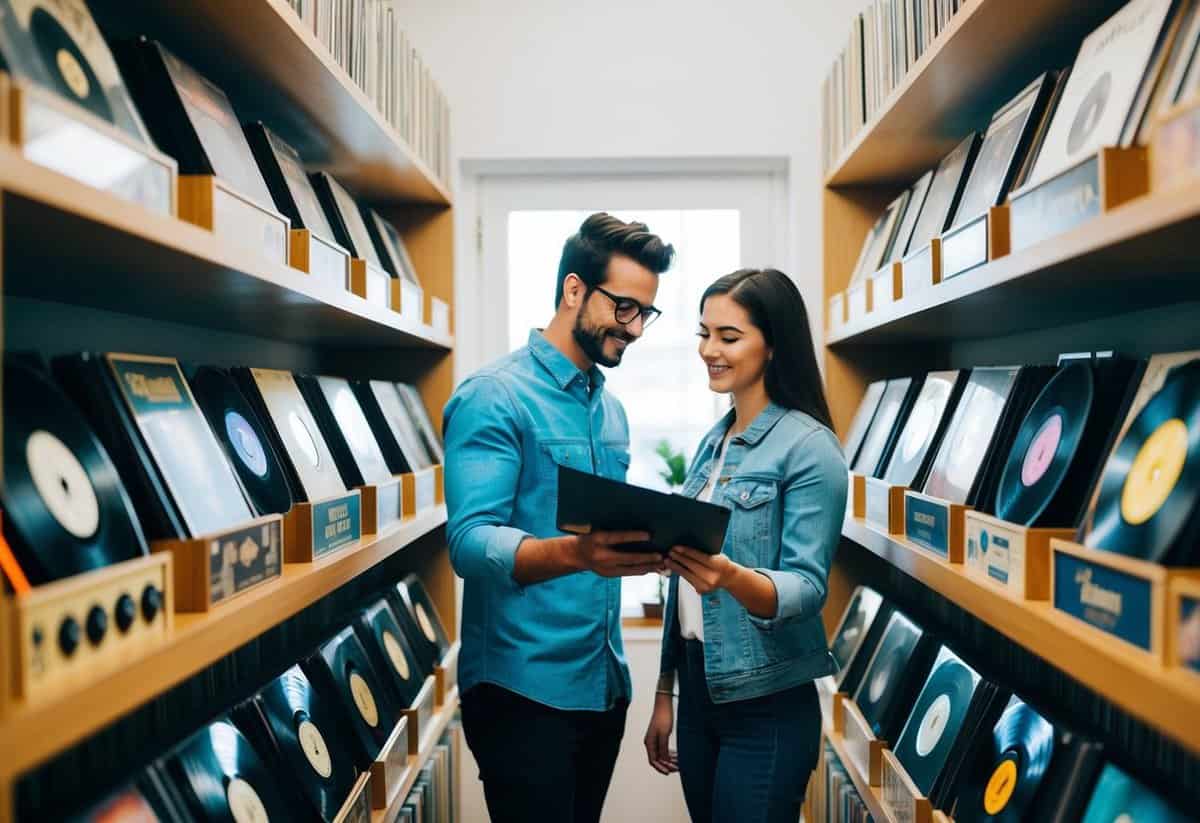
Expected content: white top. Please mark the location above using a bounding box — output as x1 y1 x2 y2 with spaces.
678 429 732 642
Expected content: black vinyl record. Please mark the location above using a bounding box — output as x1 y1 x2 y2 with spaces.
1080 763 1190 822
894 649 980 797
956 698 1056 823
853 611 929 741
996 362 1094 525
257 665 359 821
310 172 384 268
830 586 884 673
168 718 291 823
357 598 428 708
1085 359 1200 563
852 377 919 478
297 374 393 489
884 370 962 488
189 366 293 517
27 3 110 121
394 573 450 664
842 381 886 468
1 360 148 584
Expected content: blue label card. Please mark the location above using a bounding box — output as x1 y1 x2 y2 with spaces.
208 519 283 604
1010 157 1100 252
906 495 950 557
941 214 988 279
312 493 361 557
1053 552 1152 651
1180 595 1200 674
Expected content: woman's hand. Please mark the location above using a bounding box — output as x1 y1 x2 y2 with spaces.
644 693 678 775
665 545 740 594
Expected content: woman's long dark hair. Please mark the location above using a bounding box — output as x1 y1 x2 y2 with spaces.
700 268 834 431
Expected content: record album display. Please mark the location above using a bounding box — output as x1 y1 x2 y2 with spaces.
883 370 964 489
244 122 339 243
354 380 435 474
233 368 347 504
2 360 148 585
396 383 444 464
923 366 1021 505
842 380 886 468
848 189 909 285
297 375 393 489
830 586 884 673
310 172 386 269
851 376 919 478
892 170 934 261
956 697 1056 823
1080 763 1190 823
357 598 427 708
166 718 291 823
363 207 421 285
392 573 450 665
1027 0 1175 184
1083 357 1200 564
118 38 275 209
0 0 151 143
893 646 983 797
853 610 934 742
256 665 359 821
189 366 293 517
905 132 981 254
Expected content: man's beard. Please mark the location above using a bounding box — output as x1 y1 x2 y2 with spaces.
573 312 631 368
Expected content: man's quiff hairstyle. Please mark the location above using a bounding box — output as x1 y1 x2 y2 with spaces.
554 213 675 307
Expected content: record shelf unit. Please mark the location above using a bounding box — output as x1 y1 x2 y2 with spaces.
818 0 1200 819
0 2 460 822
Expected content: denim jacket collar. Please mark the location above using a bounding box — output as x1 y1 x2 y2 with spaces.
528 329 605 392
699 401 788 455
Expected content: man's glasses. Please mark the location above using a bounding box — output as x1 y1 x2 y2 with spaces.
593 286 662 328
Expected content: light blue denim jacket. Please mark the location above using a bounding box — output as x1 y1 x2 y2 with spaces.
444 330 632 711
659 401 847 703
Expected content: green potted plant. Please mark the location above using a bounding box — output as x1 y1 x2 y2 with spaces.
644 440 688 618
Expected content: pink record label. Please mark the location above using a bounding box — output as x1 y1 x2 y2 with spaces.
1021 413 1063 487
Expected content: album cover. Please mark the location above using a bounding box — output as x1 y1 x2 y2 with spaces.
1027 0 1175 184
829 586 893 697
1 359 149 585
1080 763 1190 822
363 207 421 285
952 73 1055 228
0 0 151 143
923 366 1021 505
851 376 923 478
244 122 339 244
1173 2 1200 105
853 610 938 744
353 380 435 474
883 370 965 489
297 374 393 489
233 368 347 504
66 761 191 823
395 383 444 464
117 38 275 209
905 132 981 253
310 172 386 269
842 381 887 468
848 189 909 286
1134 1 1199 142
356 597 428 708
892 170 934 260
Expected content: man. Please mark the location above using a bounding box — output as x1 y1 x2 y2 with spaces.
444 212 675 822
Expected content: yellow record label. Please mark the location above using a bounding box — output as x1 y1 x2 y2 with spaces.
416 602 437 644
984 759 1018 815
348 671 379 728
383 630 411 681
298 719 333 779
226 777 270 823
56 48 90 100
1121 418 1188 525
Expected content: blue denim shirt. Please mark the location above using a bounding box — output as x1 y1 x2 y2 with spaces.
444 330 632 710
660 402 847 703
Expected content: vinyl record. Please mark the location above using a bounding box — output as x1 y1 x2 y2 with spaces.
363 207 420 285
884 371 960 488
190 366 293 517
956 698 1056 823
1080 764 1190 823
396 384 443 464
358 598 427 707
894 648 980 797
243 122 337 242
394 573 450 662
852 377 914 477
996 363 1094 526
170 718 291 823
26 1 111 121
1 360 148 584
842 381 886 468
310 172 384 269
307 626 399 764
830 586 884 673
313 376 393 486
853 611 924 737
369 381 434 471
1085 359 1200 562
258 665 358 821
924 367 1020 505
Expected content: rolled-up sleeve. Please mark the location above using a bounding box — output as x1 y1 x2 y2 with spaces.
750 428 848 629
444 376 531 590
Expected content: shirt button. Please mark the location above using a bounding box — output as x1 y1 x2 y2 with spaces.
740 491 749 500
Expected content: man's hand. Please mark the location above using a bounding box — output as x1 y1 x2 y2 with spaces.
571 531 664 577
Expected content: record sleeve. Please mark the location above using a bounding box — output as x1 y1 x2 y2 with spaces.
395 383 444 464
353 380 434 474
853 610 936 743
1173 2 1200 104
842 381 887 468
117 38 275 210
848 190 909 286
955 696 1056 823
0 0 151 143
362 207 421 285
244 122 339 244
233 368 347 504
310 172 385 269
166 718 292 823
356 597 428 708
297 374 393 489
883 370 964 489
851 376 921 478
1027 0 1175 184
189 365 293 517
66 776 170 823
904 132 981 253
923 366 1021 505
830 586 893 697
1132 0 1198 143
892 170 934 260
2 359 148 585
1080 763 1190 823
893 646 983 797
393 573 451 662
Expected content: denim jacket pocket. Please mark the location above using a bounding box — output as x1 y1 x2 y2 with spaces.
723 478 778 566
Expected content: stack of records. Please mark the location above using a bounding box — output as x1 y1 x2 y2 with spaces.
390 573 451 672
882 370 967 490
310 172 388 271
355 380 437 474
828 585 893 696
244 122 343 250
363 207 422 286
848 189 910 286
903 132 980 256
853 609 940 744
850 376 923 478
298 375 394 490
356 597 429 708
841 380 887 467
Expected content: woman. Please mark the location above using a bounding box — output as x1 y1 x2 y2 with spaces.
643 268 847 822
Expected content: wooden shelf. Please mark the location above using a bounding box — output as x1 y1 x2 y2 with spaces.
841 516 1200 755
0 149 452 350
822 722 894 823
827 181 1200 346
372 694 459 823
100 0 450 205
0 505 447 783
825 0 1122 187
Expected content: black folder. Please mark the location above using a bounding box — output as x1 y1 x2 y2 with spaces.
556 465 730 555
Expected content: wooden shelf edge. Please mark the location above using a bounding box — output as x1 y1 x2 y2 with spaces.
841 516 1200 754
372 693 459 823
0 505 448 782
822 724 895 823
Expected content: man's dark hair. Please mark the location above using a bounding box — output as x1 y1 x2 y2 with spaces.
554 213 675 307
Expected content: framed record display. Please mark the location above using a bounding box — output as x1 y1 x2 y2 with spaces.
955 696 1057 823
904 132 981 254
243 122 339 244
297 374 393 489
883 370 964 489
848 190 909 285
1026 0 1175 184
1079 763 1190 822
363 207 422 285
891 170 934 261
117 38 276 209
310 171 386 269
357 598 428 708
851 376 919 478
396 383 444 464
0 0 151 144
842 380 887 468
923 366 1021 505
2 360 149 585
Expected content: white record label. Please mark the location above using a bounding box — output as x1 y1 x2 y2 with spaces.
415 602 437 644
915 693 952 757
349 671 379 728
868 662 891 704
383 630 411 681
27 429 100 539
298 719 333 779
288 411 321 468
226 777 270 823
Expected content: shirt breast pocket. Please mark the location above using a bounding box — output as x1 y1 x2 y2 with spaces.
723 478 779 566
537 439 592 484
602 439 631 481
